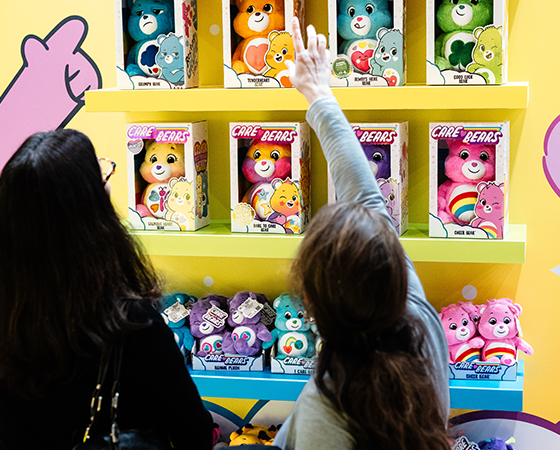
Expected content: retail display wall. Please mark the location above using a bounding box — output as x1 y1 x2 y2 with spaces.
2 0 560 445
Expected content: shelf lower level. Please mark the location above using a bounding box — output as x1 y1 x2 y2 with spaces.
189 361 524 411
131 221 526 263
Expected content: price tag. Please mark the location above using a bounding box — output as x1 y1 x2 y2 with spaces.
238 296 263 319
203 305 228 328
164 301 190 323
452 436 480 450
259 302 277 326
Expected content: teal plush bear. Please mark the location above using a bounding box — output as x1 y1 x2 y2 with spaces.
262 293 315 360
435 0 493 71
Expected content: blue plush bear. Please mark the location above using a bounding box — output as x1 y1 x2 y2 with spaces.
337 0 392 65
369 27 403 85
126 0 175 77
156 33 185 85
160 292 196 355
262 293 315 360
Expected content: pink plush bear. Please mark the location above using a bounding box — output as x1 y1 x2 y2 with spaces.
470 182 505 239
478 298 533 366
438 140 496 225
439 302 484 363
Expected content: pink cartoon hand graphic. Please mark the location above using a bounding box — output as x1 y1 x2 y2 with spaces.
0 15 102 170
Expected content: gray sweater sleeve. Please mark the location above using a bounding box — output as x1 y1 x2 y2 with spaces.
306 96 450 415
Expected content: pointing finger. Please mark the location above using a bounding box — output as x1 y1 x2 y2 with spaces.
291 17 305 56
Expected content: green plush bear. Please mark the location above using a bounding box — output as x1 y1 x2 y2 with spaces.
466 26 502 84
435 0 493 71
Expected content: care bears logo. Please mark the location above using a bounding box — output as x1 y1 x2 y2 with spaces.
353 126 398 145
231 124 298 144
127 125 190 143
431 125 503 145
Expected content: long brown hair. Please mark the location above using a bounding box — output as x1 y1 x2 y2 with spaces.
291 202 450 450
0 130 162 398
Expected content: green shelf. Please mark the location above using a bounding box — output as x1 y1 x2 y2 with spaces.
131 221 526 263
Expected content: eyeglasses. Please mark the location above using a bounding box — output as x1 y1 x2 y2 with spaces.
98 157 116 183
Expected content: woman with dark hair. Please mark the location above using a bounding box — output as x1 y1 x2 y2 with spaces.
272 19 451 450
0 129 213 449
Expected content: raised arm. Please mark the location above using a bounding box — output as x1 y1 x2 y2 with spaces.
286 18 392 226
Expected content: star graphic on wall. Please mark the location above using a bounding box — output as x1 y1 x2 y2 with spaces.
551 265 560 277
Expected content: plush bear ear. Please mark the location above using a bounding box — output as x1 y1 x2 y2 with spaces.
477 182 487 193
169 178 178 188
271 178 283 189
376 27 389 40
269 31 280 40
479 305 487 315
157 34 167 45
509 302 523 317
274 298 281 309
474 27 484 39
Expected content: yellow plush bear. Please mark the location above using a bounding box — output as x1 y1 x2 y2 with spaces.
164 177 195 231
137 142 185 218
264 31 294 87
231 0 285 75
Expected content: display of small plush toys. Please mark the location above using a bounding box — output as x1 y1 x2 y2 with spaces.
478 437 516 450
125 0 175 77
262 293 316 359
477 298 533 366
222 291 273 356
229 423 280 446
437 139 496 226
439 301 484 364
231 0 286 75
160 292 197 355
189 295 229 357
336 0 392 74
434 0 493 72
136 140 186 219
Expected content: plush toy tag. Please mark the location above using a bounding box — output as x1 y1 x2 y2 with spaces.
238 297 263 319
259 302 277 326
452 436 480 450
165 301 190 323
203 305 228 328
515 316 524 337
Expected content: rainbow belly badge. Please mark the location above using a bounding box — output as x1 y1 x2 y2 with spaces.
483 341 516 362
476 220 499 239
278 332 308 357
449 185 478 223
454 344 480 363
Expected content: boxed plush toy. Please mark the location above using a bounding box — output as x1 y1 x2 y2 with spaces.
190 293 276 371
222 0 304 88
263 293 317 375
327 122 409 236
230 122 311 234
126 122 210 231
439 299 532 381
429 122 509 239
114 0 198 89
427 0 508 85
328 0 405 87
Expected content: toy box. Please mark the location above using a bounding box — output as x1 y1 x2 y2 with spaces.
270 346 316 375
230 122 311 234
328 0 405 87
429 122 510 239
191 347 265 371
427 0 508 85
327 122 409 236
126 122 210 231
115 0 198 89
222 0 304 88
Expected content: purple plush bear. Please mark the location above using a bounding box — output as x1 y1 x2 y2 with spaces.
189 296 229 357
363 143 391 179
222 292 273 356
478 438 515 450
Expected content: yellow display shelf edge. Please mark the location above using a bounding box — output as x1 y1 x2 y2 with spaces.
130 221 526 263
85 82 529 113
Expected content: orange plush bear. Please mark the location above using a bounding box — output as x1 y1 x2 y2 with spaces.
232 0 286 75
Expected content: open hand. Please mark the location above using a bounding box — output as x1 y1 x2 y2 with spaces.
286 17 333 106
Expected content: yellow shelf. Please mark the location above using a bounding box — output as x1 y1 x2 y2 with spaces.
85 82 529 112
131 221 526 263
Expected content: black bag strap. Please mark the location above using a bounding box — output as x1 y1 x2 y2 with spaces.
80 342 125 449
